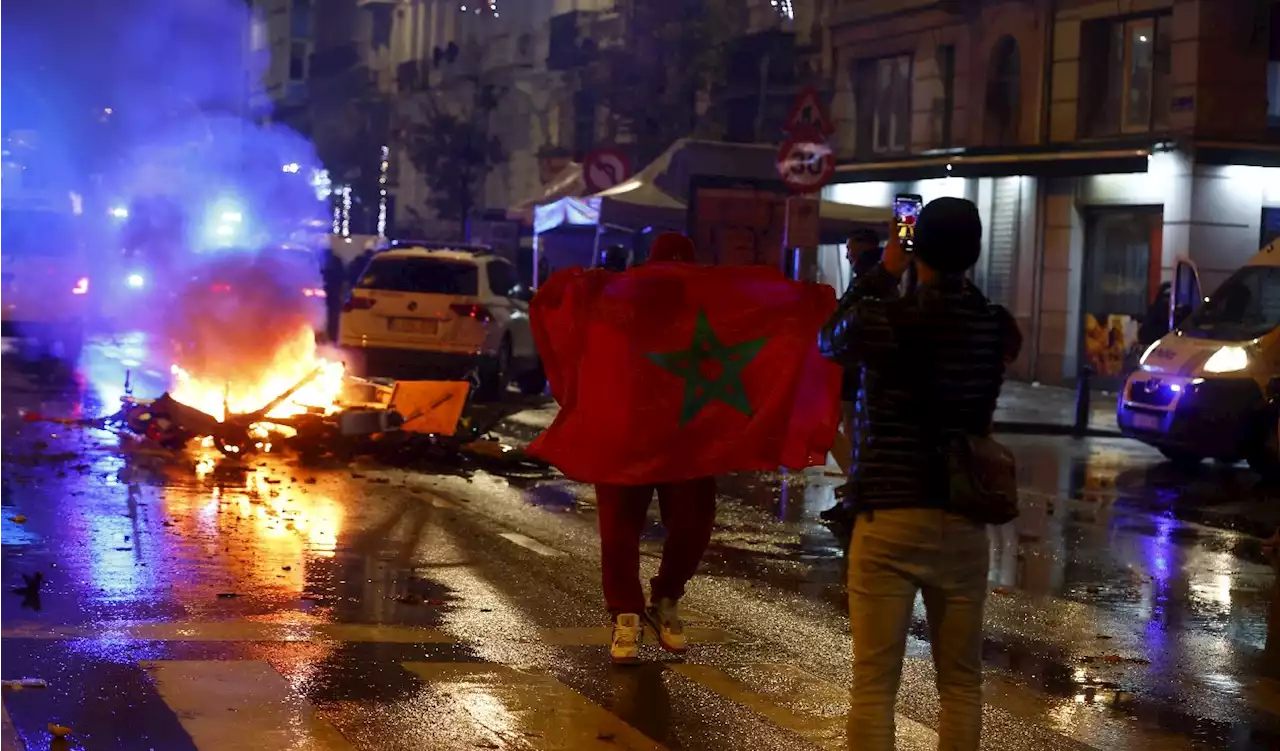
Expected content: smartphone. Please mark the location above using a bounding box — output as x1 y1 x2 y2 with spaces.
893 193 923 252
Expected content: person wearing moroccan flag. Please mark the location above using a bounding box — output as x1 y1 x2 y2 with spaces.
528 231 841 663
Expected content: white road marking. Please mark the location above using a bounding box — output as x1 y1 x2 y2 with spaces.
401 662 667 750
671 663 937 751
2 621 454 643
498 531 564 557
141 660 355 750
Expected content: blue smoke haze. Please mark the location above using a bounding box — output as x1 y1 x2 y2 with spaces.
4 0 328 260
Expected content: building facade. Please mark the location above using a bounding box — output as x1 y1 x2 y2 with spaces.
822 0 1280 386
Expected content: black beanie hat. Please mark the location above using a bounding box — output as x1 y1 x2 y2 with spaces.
914 197 982 275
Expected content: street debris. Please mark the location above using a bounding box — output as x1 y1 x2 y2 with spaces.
12 572 43 604
47 722 73 738
0 678 48 690
20 366 554 480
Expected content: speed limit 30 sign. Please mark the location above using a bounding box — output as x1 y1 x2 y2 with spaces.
776 135 835 194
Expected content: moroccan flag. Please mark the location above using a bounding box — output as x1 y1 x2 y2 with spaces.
527 262 841 485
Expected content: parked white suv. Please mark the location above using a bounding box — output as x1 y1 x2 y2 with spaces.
337 244 544 398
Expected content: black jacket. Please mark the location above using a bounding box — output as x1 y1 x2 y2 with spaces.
819 263 1022 511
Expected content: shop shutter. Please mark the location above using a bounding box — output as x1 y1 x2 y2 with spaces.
984 177 1020 307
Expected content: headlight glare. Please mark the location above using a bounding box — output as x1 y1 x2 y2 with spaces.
1203 345 1248 374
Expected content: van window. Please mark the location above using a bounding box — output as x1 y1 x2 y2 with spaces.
1180 265 1280 341
358 257 478 295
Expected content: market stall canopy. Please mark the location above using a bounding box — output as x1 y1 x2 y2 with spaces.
533 138 890 235
506 161 584 225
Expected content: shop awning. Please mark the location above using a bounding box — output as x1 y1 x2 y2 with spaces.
506 162 585 225
832 144 1154 183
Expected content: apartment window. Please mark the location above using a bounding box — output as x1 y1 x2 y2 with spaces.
290 0 311 39
1080 14 1172 137
289 41 308 81
854 54 912 155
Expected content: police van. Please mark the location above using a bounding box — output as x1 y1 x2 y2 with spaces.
1118 239 1280 472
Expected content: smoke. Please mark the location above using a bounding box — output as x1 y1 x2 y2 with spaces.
5 0 335 370
166 255 324 391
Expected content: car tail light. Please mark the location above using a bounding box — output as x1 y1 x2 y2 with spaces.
303 287 327 298
210 283 233 294
450 303 493 324
72 277 89 295
342 296 376 313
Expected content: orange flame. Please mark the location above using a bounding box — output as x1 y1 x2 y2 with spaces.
170 325 345 423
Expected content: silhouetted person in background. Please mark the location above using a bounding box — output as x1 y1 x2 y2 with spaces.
320 248 346 342
599 244 631 272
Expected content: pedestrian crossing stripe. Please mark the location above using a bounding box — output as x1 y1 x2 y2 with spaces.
1 659 945 751
669 663 937 751
401 662 666 750
143 661 356 750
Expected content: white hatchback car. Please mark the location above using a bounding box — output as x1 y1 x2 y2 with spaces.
338 245 544 398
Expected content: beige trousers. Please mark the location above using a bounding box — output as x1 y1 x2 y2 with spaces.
847 508 990 750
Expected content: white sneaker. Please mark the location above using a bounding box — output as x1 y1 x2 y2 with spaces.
645 597 687 654
610 613 642 664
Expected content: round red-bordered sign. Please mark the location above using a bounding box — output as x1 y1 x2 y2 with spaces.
583 147 633 193
776 135 835 194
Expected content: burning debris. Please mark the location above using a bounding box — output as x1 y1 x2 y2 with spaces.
25 355 487 459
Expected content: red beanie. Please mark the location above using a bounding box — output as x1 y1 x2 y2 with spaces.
648 232 696 263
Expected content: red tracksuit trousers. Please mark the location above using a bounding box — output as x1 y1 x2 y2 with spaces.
594 478 717 615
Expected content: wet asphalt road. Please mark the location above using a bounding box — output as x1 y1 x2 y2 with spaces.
3 338 1280 750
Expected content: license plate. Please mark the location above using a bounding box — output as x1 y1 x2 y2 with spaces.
1131 413 1162 431
389 318 438 335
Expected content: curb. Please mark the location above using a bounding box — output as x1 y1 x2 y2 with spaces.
992 421 1124 438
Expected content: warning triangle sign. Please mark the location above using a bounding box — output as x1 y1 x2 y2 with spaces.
784 86 834 137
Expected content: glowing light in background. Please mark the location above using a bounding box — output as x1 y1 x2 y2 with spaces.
126 273 145 289
281 162 301 174
340 185 352 238
72 277 90 295
311 169 331 201
377 145 389 237
771 0 795 21
110 206 130 219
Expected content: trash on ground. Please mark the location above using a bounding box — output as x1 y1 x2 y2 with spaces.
21 366 554 479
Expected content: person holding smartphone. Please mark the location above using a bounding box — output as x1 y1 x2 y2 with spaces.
819 197 1022 750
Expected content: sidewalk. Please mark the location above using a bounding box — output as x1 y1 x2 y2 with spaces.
495 380 1124 442
994 380 1121 436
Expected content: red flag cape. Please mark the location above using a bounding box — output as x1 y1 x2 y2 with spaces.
527 262 841 485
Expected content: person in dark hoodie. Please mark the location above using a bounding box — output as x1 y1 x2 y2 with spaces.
823 229 884 524
594 232 718 665
819 198 1021 750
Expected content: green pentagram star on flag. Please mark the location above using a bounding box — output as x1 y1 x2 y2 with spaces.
646 311 768 425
